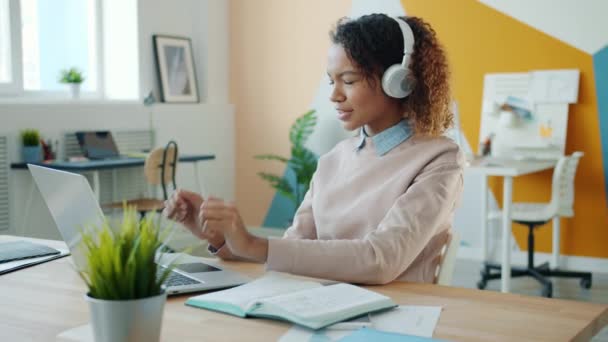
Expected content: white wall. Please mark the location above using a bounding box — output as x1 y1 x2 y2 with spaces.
478 0 608 54
0 0 234 239
138 0 230 103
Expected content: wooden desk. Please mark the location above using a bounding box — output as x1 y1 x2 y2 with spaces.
1 236 606 341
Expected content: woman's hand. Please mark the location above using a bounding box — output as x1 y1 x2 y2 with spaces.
199 197 268 262
163 189 225 248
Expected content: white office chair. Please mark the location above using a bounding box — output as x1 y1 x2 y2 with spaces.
478 152 590 297
434 230 460 286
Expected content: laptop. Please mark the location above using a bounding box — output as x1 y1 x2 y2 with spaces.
75 131 124 160
28 164 250 295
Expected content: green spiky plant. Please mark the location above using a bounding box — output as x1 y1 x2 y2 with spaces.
59 67 85 84
78 206 177 300
21 129 40 147
255 109 318 214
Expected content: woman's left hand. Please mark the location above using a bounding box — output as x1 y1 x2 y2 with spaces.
199 197 268 262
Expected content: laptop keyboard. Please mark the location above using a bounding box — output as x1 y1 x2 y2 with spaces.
157 268 202 287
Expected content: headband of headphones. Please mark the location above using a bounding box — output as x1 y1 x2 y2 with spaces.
394 17 415 68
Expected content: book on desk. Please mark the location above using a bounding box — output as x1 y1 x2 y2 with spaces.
185 272 396 330
0 240 70 275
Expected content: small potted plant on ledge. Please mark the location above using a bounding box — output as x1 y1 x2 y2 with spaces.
21 129 41 163
79 207 176 342
59 67 85 99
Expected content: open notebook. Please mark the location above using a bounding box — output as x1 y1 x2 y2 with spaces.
185 272 396 330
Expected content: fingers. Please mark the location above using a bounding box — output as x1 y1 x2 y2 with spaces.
162 196 179 219
162 198 177 219
200 220 218 239
198 197 237 233
163 192 189 222
191 219 222 243
199 197 234 222
176 189 204 207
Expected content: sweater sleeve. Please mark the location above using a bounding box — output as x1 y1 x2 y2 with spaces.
266 160 463 284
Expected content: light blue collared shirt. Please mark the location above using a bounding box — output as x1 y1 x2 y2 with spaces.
356 120 413 156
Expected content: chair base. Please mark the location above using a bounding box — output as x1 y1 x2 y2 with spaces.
477 261 592 298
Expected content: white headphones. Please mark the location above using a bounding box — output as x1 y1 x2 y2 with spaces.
381 17 416 98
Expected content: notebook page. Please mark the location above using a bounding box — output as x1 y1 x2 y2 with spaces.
260 283 392 320
189 272 322 311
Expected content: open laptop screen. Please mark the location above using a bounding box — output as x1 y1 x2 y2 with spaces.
75 131 120 159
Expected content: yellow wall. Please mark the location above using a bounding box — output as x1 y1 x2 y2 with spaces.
230 0 351 226
402 0 608 257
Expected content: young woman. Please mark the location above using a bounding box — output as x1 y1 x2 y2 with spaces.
164 14 463 285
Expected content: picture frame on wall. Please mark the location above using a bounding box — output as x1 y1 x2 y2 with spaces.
153 35 199 103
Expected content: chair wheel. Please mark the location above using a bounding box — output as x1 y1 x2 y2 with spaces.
580 277 592 289
477 280 487 290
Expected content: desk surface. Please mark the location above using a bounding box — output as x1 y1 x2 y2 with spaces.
10 154 215 171
465 157 556 176
1 236 606 341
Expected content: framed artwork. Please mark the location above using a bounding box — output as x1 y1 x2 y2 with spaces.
153 35 199 103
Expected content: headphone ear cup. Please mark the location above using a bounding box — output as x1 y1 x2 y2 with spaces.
382 64 409 98
402 73 416 97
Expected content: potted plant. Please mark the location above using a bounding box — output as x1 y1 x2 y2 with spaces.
59 67 85 99
255 109 318 219
21 129 41 163
78 207 175 342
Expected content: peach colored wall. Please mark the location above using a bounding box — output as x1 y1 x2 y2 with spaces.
230 0 351 225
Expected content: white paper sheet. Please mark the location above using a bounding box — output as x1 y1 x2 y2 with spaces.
279 305 442 342
528 69 580 104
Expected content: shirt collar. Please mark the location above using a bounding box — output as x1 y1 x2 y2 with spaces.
356 120 413 156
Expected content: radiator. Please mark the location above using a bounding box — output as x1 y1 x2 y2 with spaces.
0 136 8 231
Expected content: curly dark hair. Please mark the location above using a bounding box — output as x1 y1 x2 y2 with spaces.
330 14 453 136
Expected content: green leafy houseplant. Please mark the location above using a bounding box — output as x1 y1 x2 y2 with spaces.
78 207 174 300
21 129 40 146
59 67 85 84
255 109 318 213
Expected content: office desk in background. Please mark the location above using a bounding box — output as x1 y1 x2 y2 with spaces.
11 154 215 199
11 155 215 236
466 157 557 293
1 235 606 341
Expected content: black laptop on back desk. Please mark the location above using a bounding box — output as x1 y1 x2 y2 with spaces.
75 131 124 160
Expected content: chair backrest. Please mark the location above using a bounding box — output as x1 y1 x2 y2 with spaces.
144 141 178 200
549 151 583 218
434 230 460 286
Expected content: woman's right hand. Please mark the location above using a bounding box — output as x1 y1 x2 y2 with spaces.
163 189 204 231
163 189 227 250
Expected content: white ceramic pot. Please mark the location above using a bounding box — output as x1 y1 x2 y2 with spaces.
69 83 81 99
85 291 166 342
